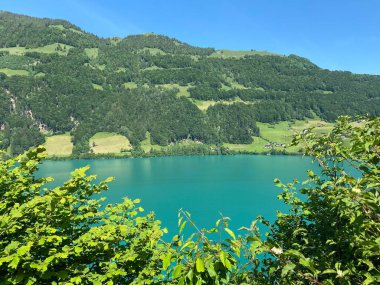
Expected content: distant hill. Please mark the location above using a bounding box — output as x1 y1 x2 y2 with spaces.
0 11 379 156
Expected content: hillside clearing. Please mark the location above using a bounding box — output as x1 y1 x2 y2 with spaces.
156 84 191 97
90 132 131 154
140 132 164 153
192 97 246 111
0 43 73 56
44 134 73 156
84 48 99 59
92 83 103 90
0 68 29 76
209 49 280 58
225 119 335 154
123 82 138 89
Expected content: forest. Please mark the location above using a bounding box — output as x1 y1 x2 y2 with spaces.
0 11 379 155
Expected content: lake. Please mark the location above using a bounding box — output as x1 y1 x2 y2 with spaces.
38 155 319 235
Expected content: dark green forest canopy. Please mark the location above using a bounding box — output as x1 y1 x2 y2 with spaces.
0 11 379 155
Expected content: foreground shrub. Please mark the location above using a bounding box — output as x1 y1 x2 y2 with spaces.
262 116 380 284
0 146 166 284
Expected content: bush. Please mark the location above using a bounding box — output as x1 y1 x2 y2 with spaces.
0 147 166 284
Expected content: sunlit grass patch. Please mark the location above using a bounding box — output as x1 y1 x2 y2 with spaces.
156 84 191 97
89 132 131 154
0 68 29 76
209 49 280 58
84 48 99 59
44 133 73 156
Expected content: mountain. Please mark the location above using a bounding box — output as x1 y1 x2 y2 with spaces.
0 11 379 156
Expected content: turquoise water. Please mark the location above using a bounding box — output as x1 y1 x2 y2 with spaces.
38 155 319 235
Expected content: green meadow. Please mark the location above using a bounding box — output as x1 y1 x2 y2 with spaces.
0 68 29 76
84 48 99 59
0 43 73 56
44 134 73 157
224 119 335 154
140 132 164 153
192 97 246 111
156 84 192 97
89 132 132 154
209 49 280 58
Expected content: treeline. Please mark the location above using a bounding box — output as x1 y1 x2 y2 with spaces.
0 11 99 48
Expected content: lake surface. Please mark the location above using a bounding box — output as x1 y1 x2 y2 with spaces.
38 155 319 235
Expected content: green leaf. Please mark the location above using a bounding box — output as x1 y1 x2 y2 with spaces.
172 264 182 279
17 245 31 256
300 258 316 274
224 228 236 240
179 221 187 234
74 247 83 254
177 277 185 285
322 269 336 275
196 258 205 273
186 269 194 283
206 264 216 277
162 253 172 270
281 263 296 277
225 258 232 271
8 257 20 269
220 251 227 267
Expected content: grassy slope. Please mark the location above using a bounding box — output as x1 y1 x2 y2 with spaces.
209 49 281 58
89 132 131 154
140 132 164 153
192 97 246 111
44 133 73 156
0 43 73 56
224 119 335 154
0 68 29 76
156 84 192 97
123 82 138 89
84 48 99 59
92 83 104 90
140 47 166 55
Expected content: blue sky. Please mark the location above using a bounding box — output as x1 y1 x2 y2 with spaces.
1 0 379 74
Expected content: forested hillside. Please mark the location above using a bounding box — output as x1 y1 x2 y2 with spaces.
0 11 379 156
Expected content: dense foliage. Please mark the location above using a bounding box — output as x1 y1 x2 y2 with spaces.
1 117 379 284
0 147 166 284
0 11 379 155
262 116 380 284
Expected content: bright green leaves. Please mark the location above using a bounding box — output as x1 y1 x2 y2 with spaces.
195 258 205 273
0 148 165 284
172 264 183 279
224 228 236 240
267 116 380 284
162 253 172 270
8 256 20 269
164 210 249 284
219 251 232 271
281 263 296 277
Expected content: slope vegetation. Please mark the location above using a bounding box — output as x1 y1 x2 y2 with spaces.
0 11 379 156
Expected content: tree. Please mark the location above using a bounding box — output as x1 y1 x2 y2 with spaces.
260 116 380 284
0 146 166 284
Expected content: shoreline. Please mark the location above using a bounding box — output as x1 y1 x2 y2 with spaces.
44 149 303 161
